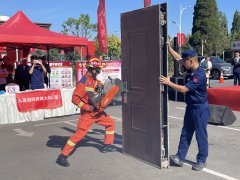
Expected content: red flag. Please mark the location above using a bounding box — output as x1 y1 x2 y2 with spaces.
181 33 185 46
97 0 107 54
177 33 181 46
144 0 151 7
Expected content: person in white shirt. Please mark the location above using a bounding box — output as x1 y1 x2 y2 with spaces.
200 55 212 88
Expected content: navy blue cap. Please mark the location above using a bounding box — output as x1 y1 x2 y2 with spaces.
182 50 198 60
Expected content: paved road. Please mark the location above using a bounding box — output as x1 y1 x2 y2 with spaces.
210 78 234 88
0 98 239 180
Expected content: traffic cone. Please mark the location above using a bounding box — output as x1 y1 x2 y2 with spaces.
219 71 224 83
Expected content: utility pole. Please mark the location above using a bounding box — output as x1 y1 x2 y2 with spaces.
172 5 191 54
179 4 191 54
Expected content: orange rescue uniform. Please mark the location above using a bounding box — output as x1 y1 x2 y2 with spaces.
61 73 115 156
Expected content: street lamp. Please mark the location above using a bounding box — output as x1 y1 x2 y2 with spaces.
172 4 191 54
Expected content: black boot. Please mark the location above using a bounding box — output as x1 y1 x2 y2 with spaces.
192 162 207 171
56 154 70 167
170 155 183 167
101 144 117 153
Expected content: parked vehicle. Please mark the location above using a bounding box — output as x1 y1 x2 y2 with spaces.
198 56 233 80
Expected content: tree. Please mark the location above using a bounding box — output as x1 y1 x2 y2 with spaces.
64 51 81 61
94 34 121 59
31 49 46 58
216 11 230 54
107 34 121 59
31 48 81 61
189 0 228 55
231 10 240 41
49 49 65 60
61 14 97 39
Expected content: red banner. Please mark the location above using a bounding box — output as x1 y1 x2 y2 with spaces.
177 33 181 46
181 33 185 45
97 0 107 53
144 0 151 7
16 90 62 112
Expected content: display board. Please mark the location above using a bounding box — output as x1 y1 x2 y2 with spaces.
49 61 73 88
76 60 121 83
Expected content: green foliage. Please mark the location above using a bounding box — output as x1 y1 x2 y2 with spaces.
31 49 45 57
107 34 121 59
48 49 64 60
31 48 80 61
231 10 240 40
218 12 230 51
61 14 97 39
64 51 81 61
94 34 121 59
189 0 229 55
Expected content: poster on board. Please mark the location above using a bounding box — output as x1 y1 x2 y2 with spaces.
76 60 121 83
49 61 73 89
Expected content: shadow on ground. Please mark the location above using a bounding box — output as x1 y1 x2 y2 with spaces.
46 127 123 156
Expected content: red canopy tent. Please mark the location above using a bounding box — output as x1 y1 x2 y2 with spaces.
0 11 88 49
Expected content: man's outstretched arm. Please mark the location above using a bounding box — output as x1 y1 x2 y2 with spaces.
166 41 182 61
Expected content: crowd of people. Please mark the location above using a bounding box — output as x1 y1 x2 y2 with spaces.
0 55 51 92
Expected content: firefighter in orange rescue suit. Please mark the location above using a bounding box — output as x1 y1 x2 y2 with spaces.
56 58 116 167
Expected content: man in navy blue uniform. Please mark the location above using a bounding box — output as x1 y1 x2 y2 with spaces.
159 42 209 171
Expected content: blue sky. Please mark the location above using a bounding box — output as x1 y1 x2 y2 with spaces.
0 0 238 39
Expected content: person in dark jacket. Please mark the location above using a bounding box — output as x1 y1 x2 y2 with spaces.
231 52 240 85
15 58 30 91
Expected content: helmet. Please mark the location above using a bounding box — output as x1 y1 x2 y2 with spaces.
86 58 103 69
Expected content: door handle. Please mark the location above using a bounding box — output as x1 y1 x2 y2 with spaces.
122 81 128 104
122 81 129 95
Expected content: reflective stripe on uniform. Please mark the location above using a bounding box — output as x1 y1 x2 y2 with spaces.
78 101 84 108
67 140 76 147
85 87 94 92
106 131 114 135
